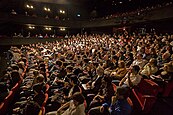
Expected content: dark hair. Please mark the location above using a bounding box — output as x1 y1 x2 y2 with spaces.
21 57 27 64
72 92 85 105
66 66 73 72
11 64 19 71
112 55 118 60
132 65 140 73
104 76 112 84
24 101 41 115
39 63 45 68
33 83 44 94
0 82 8 93
73 68 82 76
11 70 21 84
36 74 44 83
69 75 78 84
40 67 46 73
116 87 129 99
33 70 39 76
56 60 63 66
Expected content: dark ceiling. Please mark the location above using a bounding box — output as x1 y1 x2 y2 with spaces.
0 0 172 18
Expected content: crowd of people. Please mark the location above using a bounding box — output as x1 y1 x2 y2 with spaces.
0 31 173 115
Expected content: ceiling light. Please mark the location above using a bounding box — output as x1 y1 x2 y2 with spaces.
60 10 65 14
29 26 35 29
26 5 29 8
119 1 123 4
45 27 51 30
60 28 65 31
77 14 81 17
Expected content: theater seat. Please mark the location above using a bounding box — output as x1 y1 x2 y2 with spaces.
0 91 13 114
45 84 50 93
163 80 173 97
4 91 14 103
42 93 49 107
11 83 19 92
0 102 5 114
38 107 45 115
112 83 117 92
131 79 160 113
127 97 133 108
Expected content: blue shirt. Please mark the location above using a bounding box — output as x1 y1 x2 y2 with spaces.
110 99 132 115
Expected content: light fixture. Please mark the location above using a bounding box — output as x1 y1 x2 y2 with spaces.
29 26 35 29
45 27 51 30
26 4 34 9
60 28 65 31
119 1 123 4
77 14 81 17
44 7 50 12
60 10 65 14
26 5 30 8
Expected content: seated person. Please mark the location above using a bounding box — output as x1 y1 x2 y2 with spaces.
47 92 85 115
151 62 173 87
0 73 12 89
50 75 81 103
88 103 110 115
85 66 104 94
110 87 132 115
110 60 127 80
89 75 115 109
32 83 45 105
119 65 142 88
0 82 9 103
131 53 147 69
13 83 45 114
23 101 41 115
11 70 22 87
140 58 158 78
63 65 74 82
21 74 46 96
88 87 132 115
160 62 173 81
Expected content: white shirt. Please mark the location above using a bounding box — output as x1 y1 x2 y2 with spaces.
124 73 142 87
62 100 85 115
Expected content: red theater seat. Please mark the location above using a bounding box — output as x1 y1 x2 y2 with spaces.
45 84 50 93
131 79 160 113
0 91 14 114
42 93 49 107
11 83 19 92
163 80 173 97
39 107 45 115
0 102 5 114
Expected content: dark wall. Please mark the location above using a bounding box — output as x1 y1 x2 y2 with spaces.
0 37 64 46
